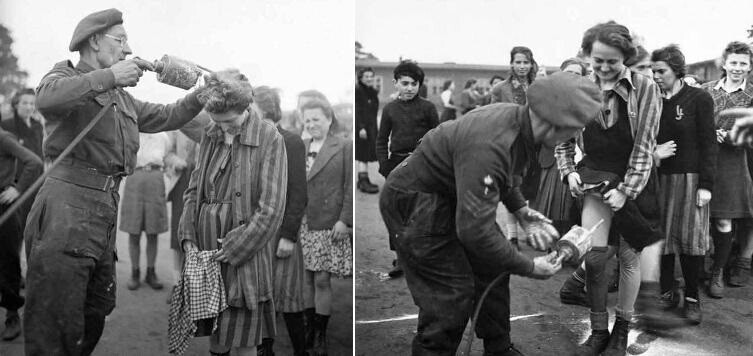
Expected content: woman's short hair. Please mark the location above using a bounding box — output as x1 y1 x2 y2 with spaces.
581 21 636 61
393 60 425 86
624 45 649 67
298 89 328 107
358 67 374 81
559 58 588 76
300 97 339 135
489 75 505 86
11 88 35 109
464 79 477 89
720 41 753 78
442 80 453 91
253 86 282 123
651 44 686 78
198 69 254 114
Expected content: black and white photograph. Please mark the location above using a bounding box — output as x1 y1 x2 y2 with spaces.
0 0 353 355
355 0 753 355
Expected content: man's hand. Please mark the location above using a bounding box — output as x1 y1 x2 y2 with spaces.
716 129 729 144
276 238 296 258
566 172 584 197
696 188 711 207
0 187 20 205
514 206 559 251
110 59 145 87
330 221 350 241
528 255 562 279
726 108 753 147
654 141 677 160
603 189 627 211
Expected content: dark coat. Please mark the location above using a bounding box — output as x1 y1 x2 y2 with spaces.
277 125 307 242
355 83 379 162
304 135 353 230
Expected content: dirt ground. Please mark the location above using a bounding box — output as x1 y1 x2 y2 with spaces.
0 201 352 356
355 166 753 356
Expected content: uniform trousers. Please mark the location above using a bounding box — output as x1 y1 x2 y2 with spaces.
380 184 512 355
24 177 118 356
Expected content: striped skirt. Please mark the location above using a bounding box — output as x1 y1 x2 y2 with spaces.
273 234 306 313
210 302 276 348
531 164 573 223
659 173 710 256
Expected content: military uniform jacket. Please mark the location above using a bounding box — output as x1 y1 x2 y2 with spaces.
393 103 536 276
35 60 204 175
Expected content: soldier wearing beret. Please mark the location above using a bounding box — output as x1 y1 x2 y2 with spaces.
23 9 206 355
378 72 602 356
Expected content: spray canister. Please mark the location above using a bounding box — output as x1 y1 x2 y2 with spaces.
552 219 604 265
151 55 210 90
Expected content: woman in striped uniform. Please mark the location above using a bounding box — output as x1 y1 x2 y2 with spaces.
179 70 288 356
300 96 353 356
651 45 717 324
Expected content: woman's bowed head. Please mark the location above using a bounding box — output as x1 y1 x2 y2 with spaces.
197 69 255 129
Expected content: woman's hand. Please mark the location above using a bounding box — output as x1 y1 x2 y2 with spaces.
603 189 627 211
716 129 729 143
329 221 350 241
213 238 230 263
654 141 677 160
696 188 712 207
276 238 296 258
182 240 198 253
359 128 367 139
566 172 584 197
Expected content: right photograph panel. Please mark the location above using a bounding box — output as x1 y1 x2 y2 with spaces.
354 0 753 355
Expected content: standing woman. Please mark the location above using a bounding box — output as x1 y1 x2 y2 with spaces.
355 68 380 194
651 45 717 324
458 79 479 115
701 41 753 297
625 45 652 78
178 70 288 356
491 46 538 105
253 86 309 356
556 21 662 355
531 58 589 235
300 97 353 356
439 80 458 122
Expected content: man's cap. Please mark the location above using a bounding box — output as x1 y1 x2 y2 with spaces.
527 72 601 129
69 8 123 52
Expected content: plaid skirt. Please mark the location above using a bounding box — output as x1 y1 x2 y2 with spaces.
659 173 710 256
273 234 306 313
119 170 168 235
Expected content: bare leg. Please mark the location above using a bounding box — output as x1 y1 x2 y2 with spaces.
314 271 332 315
146 234 158 268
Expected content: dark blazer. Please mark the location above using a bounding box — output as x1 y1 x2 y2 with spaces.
305 134 353 230
278 125 307 242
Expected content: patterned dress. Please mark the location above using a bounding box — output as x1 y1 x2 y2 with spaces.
196 140 275 348
300 145 353 278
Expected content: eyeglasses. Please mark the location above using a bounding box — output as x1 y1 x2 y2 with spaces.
104 34 128 47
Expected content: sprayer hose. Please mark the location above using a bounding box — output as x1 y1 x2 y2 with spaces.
460 271 512 356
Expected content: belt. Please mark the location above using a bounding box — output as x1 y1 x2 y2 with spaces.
48 165 123 191
135 164 164 172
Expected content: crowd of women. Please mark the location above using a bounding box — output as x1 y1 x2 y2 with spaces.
356 20 752 355
0 72 352 356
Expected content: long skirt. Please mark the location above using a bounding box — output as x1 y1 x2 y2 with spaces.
659 173 710 256
119 170 168 235
300 219 353 278
273 234 306 313
530 164 573 226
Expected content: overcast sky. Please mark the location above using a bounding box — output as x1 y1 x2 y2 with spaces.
357 0 753 68
0 0 354 109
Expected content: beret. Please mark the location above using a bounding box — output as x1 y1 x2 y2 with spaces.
69 8 123 52
527 72 602 129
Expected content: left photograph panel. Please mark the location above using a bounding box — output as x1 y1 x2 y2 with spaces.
0 1 354 355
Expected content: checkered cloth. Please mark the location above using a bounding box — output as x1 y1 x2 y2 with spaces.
168 250 227 355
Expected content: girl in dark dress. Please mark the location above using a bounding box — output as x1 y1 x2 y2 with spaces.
651 45 717 324
355 67 380 194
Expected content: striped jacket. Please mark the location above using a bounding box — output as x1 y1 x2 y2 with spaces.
555 67 662 199
179 111 288 309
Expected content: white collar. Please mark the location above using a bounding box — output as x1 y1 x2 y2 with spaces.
714 77 747 93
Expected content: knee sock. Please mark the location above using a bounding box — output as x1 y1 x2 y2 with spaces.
616 243 641 320
712 227 734 271
585 246 610 330
680 255 703 300
283 312 306 355
660 254 676 294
